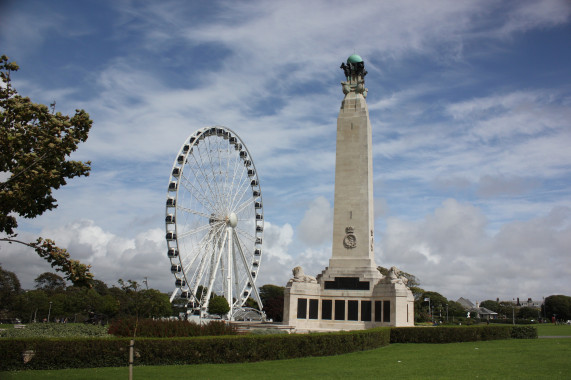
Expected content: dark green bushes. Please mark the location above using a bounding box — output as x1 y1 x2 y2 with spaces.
0 328 390 371
510 325 537 339
107 318 236 337
390 325 537 343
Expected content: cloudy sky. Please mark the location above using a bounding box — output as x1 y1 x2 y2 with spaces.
1 0 570 304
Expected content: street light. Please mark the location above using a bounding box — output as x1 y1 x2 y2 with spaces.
512 298 515 325
47 301 52 323
446 304 449 323
425 297 431 323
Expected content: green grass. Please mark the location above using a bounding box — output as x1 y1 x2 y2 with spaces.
3 338 570 379
536 323 571 336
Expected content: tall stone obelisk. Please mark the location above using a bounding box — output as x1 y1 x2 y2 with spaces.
328 54 380 280
283 55 414 331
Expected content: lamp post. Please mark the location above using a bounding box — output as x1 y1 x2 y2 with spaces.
512 298 515 325
446 304 449 323
425 297 431 323
47 301 52 323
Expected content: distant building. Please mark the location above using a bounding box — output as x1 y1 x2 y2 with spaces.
456 297 474 309
500 297 541 308
456 298 498 320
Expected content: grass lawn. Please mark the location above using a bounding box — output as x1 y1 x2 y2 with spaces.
536 323 571 336
3 337 570 380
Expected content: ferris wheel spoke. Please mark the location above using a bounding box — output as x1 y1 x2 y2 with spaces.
235 227 257 249
233 229 264 307
233 198 255 215
189 224 226 298
179 172 218 213
202 137 227 213
229 174 252 212
182 231 214 274
185 149 221 214
177 223 218 240
176 206 212 219
225 147 243 209
202 228 228 306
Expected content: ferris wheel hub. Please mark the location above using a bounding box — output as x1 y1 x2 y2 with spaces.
228 212 238 228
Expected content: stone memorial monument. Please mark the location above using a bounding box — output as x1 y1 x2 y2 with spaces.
283 55 414 330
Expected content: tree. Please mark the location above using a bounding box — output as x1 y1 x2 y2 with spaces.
0 55 93 286
416 291 449 322
259 284 284 322
34 272 67 293
544 295 571 321
0 264 21 318
138 289 172 318
208 296 230 317
517 306 540 320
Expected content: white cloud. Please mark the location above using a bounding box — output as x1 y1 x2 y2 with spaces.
379 199 571 301
297 196 333 246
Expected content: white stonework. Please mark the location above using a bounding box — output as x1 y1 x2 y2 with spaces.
283 55 414 331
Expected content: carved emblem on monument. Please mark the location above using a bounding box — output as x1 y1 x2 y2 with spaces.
343 226 357 249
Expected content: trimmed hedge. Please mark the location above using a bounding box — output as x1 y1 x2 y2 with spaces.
107 318 236 337
0 323 110 339
510 325 537 339
390 325 537 343
0 328 391 371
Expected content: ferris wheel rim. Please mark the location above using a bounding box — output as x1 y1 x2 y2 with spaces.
165 126 264 316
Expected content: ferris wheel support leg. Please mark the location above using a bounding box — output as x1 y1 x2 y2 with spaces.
233 230 264 311
226 226 234 320
169 288 180 303
202 230 227 317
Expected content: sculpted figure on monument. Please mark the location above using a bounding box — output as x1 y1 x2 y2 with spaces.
383 266 409 286
288 266 317 285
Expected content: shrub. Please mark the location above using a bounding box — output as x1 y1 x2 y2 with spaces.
0 328 391 371
390 325 513 343
0 323 110 339
107 318 235 338
510 325 537 339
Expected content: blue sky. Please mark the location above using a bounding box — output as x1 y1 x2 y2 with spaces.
1 0 570 303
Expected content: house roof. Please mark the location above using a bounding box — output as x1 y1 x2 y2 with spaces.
457 297 475 309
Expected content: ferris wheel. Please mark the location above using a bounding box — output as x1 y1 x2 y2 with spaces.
165 126 264 320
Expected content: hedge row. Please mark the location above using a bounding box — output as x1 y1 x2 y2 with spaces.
107 318 236 337
0 328 391 371
390 325 537 343
0 323 110 339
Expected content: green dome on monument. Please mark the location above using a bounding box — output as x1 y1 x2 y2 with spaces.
347 54 363 64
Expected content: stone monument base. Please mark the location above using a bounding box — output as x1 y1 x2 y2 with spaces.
283 266 415 331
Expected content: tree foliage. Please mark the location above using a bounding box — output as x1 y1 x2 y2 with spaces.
208 295 230 317
34 272 66 292
0 264 21 318
0 55 93 286
544 295 571 321
259 284 284 322
3 271 171 322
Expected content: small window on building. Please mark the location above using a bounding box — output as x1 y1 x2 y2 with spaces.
322 300 332 320
309 299 319 319
361 301 372 322
348 300 359 321
383 300 391 323
375 301 382 322
297 298 307 319
335 300 345 320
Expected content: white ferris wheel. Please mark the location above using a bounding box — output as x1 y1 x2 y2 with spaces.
165 126 264 320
